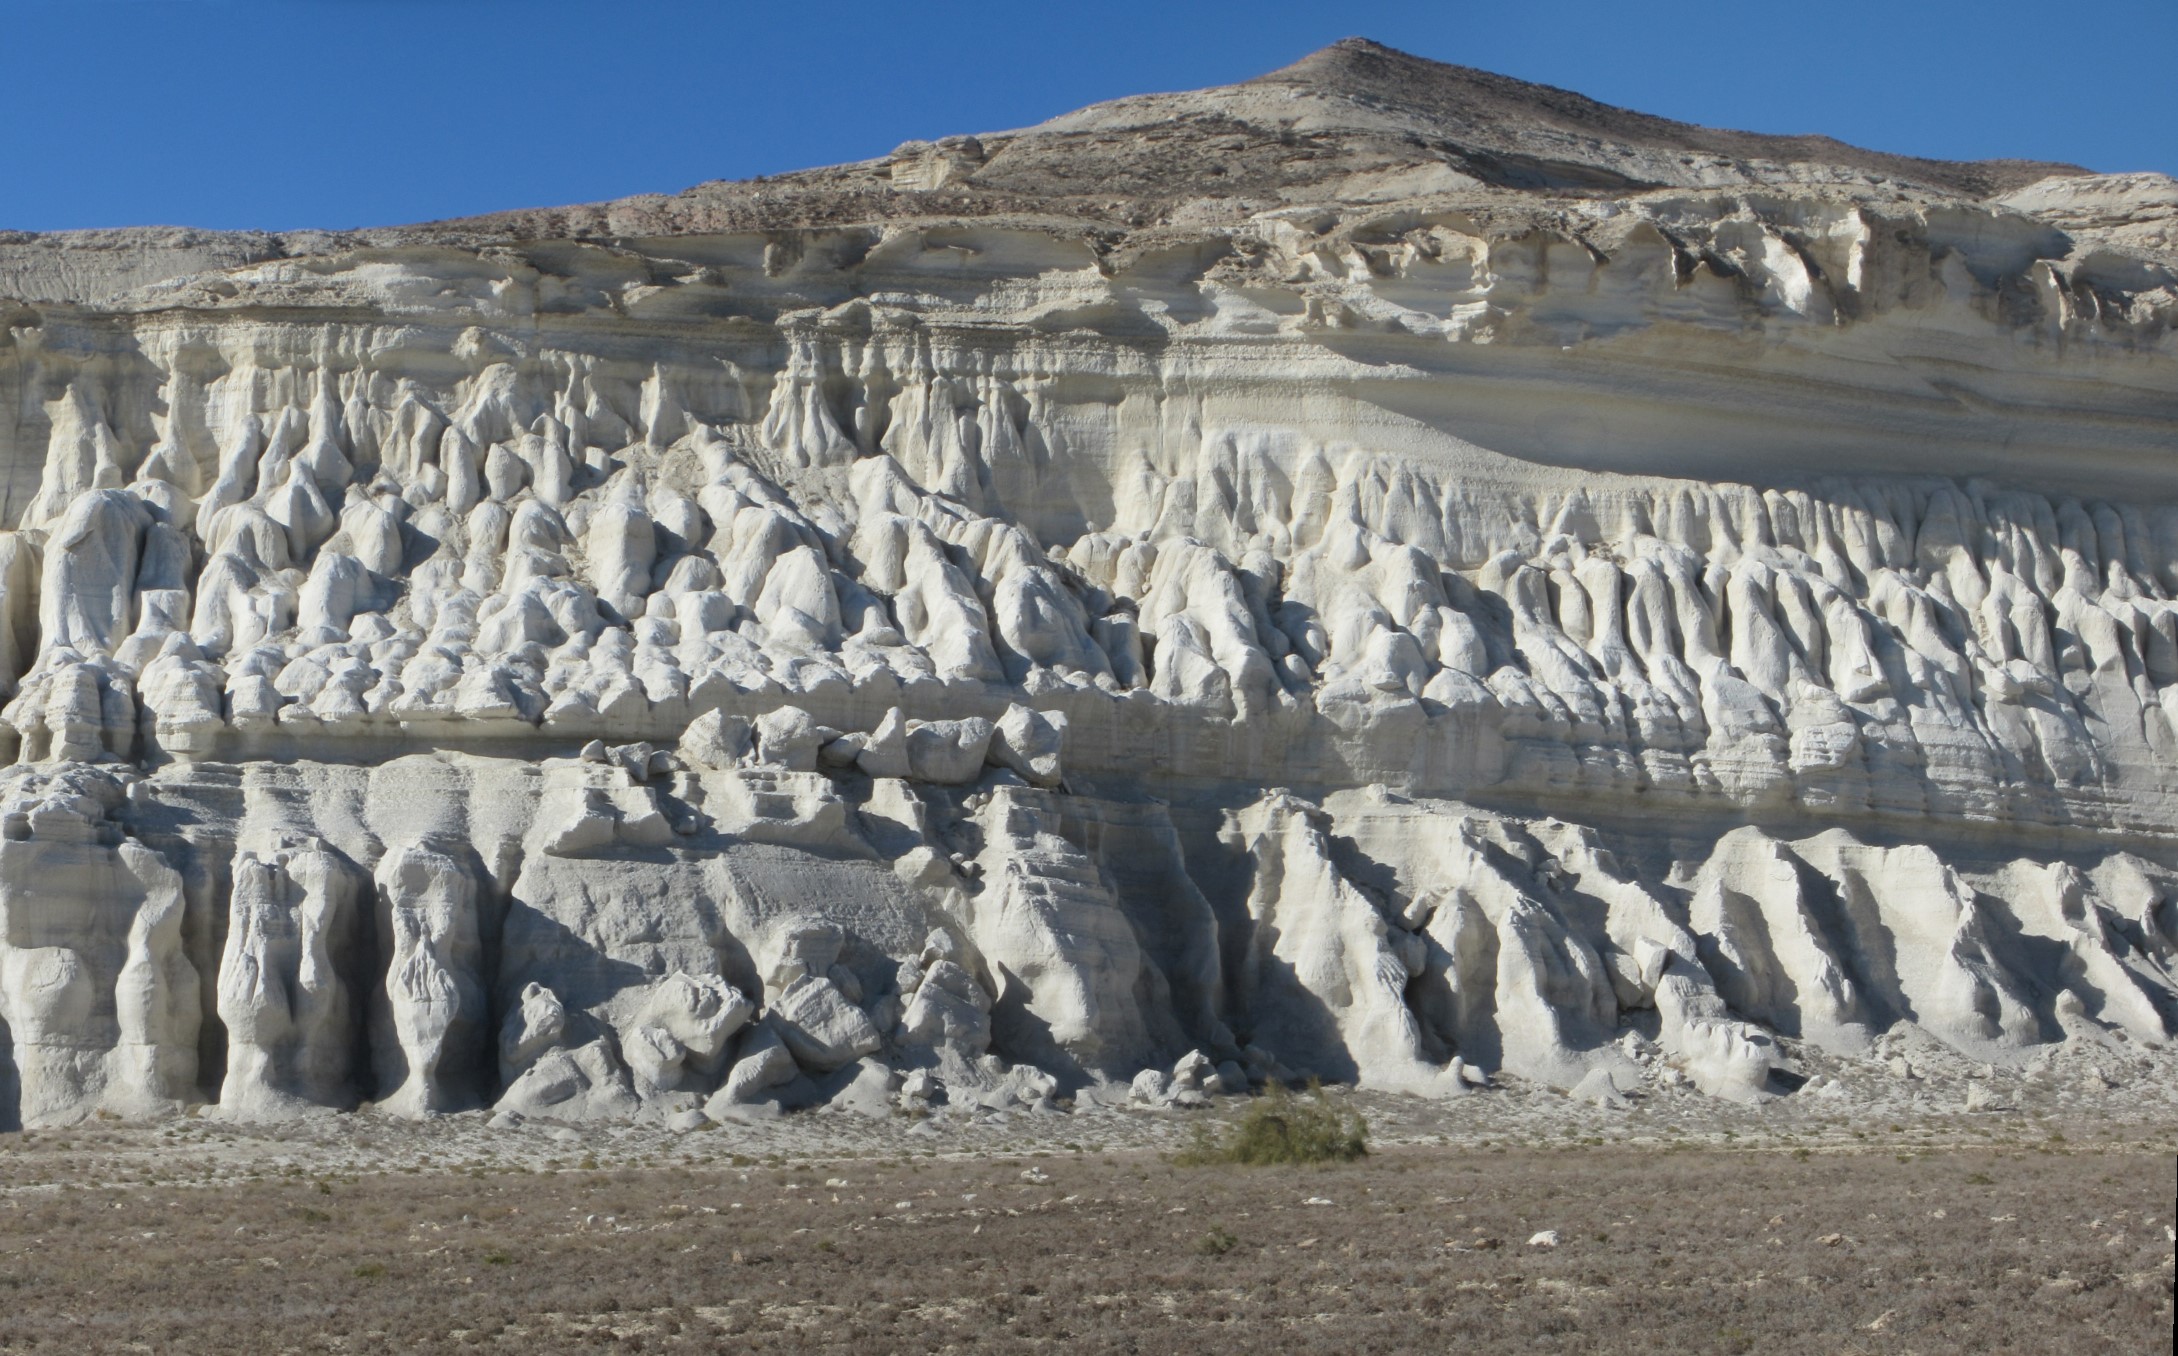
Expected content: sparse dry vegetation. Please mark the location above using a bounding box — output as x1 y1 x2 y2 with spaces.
0 1127 2169 1352
1178 1081 1370 1166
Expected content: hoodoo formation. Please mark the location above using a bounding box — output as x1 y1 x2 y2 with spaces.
0 39 2174 1128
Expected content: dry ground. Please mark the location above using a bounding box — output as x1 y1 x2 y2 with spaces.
0 1103 2170 1354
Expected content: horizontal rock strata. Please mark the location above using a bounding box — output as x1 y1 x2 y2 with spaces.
0 40 2173 1126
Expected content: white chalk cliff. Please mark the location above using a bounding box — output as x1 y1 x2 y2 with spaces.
0 40 2174 1126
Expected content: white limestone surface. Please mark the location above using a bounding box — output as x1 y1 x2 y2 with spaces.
0 41 2172 1127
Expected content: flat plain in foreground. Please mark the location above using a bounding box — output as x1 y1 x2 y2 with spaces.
0 1118 2169 1354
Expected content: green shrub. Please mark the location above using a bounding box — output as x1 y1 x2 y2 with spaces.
1178 1081 1369 1166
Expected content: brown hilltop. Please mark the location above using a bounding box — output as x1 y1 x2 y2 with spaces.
1246 37 2084 198
0 38 2125 299
414 37 2092 244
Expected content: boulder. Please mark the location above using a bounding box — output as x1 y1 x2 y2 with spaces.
1570 1066 1629 1109
1130 1068 1170 1104
499 981 568 1082
770 975 882 1072
822 1057 900 1117
634 973 754 1076
706 1019 800 1113
764 919 844 989
497 1039 640 1122
751 706 827 771
898 1067 944 1109
1172 1049 1215 1090
678 709 753 770
904 717 995 784
897 981 993 1055
853 708 911 779
988 704 1067 786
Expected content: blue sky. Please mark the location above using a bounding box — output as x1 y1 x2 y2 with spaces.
4 0 2171 232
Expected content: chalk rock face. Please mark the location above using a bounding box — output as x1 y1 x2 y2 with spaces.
966 785 1157 1079
0 769 198 1125
216 838 364 1117
0 41 2175 1125
1222 792 1446 1092
370 842 487 1118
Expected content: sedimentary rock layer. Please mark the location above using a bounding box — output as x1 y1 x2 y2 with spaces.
0 40 2172 1127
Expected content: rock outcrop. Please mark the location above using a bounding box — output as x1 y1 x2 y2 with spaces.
0 40 2173 1127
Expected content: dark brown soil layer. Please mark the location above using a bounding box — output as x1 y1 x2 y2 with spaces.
1 1132 2168 1353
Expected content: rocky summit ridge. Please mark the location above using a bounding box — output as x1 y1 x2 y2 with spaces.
0 41 2173 1130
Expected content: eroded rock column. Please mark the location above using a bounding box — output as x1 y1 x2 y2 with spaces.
370 840 487 1117
215 837 364 1117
